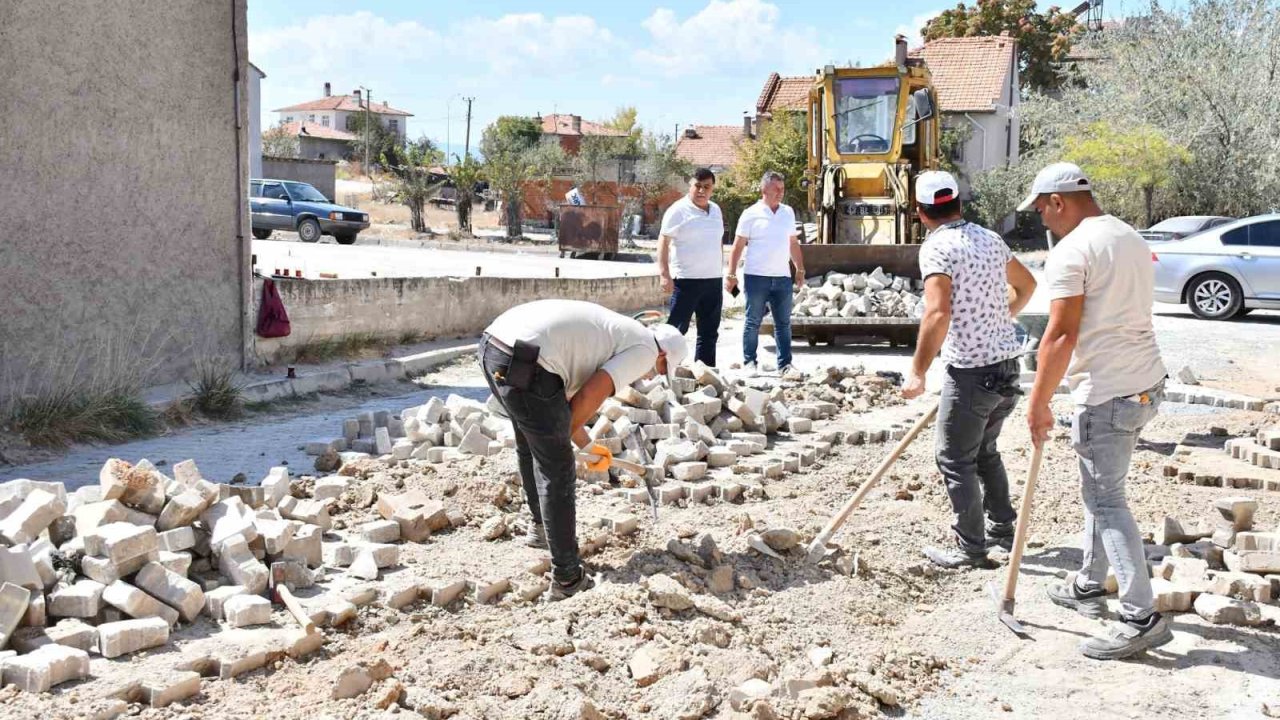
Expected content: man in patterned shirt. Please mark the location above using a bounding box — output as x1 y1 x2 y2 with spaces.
902 171 1038 569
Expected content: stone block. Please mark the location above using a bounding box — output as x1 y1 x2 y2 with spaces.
256 518 299 556
0 546 41 590
357 520 400 544
116 463 166 514
203 585 248 620
136 670 202 708
280 524 323 568
158 549 193 575
135 562 204 622
1234 532 1280 553
223 594 272 628
260 466 291 508
218 537 269 594
377 491 449 542
157 490 210 532
0 489 66 546
786 417 814 434
48 580 105 618
1215 496 1258 531
608 514 640 537
156 526 196 553
671 462 707 482
1209 571 1272 602
0 582 29 650
1150 578 1196 613
84 521 159 564
469 577 510 604
80 550 158 586
101 580 180 627
1 644 89 692
10 618 97 654
429 579 469 608
1194 594 1264 626
323 542 355 568
98 617 170 658
201 498 259 549
278 496 331 531
1224 549 1280 574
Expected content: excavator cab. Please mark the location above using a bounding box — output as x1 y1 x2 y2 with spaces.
806 38 939 246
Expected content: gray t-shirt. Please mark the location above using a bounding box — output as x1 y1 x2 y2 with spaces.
485 300 658 398
918 221 1022 368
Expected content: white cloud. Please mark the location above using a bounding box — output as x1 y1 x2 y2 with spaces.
635 0 829 77
895 9 944 48
452 13 616 76
251 12 440 77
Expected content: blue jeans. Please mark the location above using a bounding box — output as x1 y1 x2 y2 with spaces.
743 274 793 367
667 278 723 366
1072 382 1164 620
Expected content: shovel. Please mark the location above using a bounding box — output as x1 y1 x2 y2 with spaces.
987 442 1044 637
805 402 940 564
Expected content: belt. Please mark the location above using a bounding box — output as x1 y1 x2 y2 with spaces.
483 334 514 356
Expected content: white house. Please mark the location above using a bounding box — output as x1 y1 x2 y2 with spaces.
272 83 413 161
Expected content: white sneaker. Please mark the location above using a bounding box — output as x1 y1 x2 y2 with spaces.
743 362 758 372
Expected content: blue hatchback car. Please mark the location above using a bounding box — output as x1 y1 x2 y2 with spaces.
250 178 369 245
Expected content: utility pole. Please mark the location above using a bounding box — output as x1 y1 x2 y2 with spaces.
462 96 475 158
360 86 372 173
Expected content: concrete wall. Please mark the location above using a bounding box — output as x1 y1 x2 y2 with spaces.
261 157 338 202
299 136 352 162
248 64 264 178
0 0 250 408
252 275 666 365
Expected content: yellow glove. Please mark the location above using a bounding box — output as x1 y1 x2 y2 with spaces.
585 443 613 472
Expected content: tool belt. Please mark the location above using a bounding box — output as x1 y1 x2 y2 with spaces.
482 334 542 391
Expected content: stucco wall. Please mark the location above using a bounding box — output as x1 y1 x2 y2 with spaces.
252 275 665 365
261 157 339 202
0 0 250 408
299 136 352 162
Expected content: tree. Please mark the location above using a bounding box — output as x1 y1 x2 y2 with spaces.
605 106 643 157
923 0 1081 94
479 116 548 238
723 110 810 218
573 134 625 204
447 154 485 235
347 112 407 168
262 123 299 158
382 138 444 233
1063 122 1190 227
627 132 692 235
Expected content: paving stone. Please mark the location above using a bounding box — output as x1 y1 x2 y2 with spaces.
218 537 269 594
348 551 380 580
158 551 192 577
1 644 90 692
608 514 640 536
470 577 510 604
80 550 158 586
0 545 41 590
1150 578 1196 613
22 589 45 627
203 585 248 620
1215 496 1258 531
1209 571 1272 602
260 466 291 508
223 595 272 628
137 670 202 708
135 562 204 622
428 579 469 607
0 582 29 650
376 491 449 542
48 580 106 618
156 490 209 532
256 518 298 556
312 475 353 502
98 617 170 658
278 496 331 531
0 489 66 546
1224 549 1280 574
280 524 323 569
1194 594 1264 626
156 526 196 553
323 542 355 568
358 520 401 544
382 581 423 610
671 462 707 482
84 521 159 565
201 498 258 549
101 580 180 627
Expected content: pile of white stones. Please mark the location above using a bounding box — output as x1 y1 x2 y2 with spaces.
791 268 924 320
1143 497 1280 626
0 456 438 694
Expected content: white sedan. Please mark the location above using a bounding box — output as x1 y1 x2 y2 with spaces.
1152 214 1280 319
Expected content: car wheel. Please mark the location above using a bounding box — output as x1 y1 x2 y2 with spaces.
1187 272 1242 320
297 218 322 243
1234 307 1254 318
335 234 357 245
252 228 272 240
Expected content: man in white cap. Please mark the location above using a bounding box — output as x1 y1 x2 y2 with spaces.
1021 162 1171 660
480 300 688 599
902 170 1037 569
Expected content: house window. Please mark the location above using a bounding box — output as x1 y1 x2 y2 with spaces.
308 114 315 122
617 157 637 185
321 115 330 127
285 115 293 123
388 118 398 132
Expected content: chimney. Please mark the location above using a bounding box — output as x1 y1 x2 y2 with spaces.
684 127 699 139
743 114 753 139
323 82 331 97
353 89 362 105
895 34 908 72
571 115 582 134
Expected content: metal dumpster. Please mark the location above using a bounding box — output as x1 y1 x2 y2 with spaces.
558 204 620 260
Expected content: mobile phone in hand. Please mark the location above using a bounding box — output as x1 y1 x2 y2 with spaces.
730 285 740 298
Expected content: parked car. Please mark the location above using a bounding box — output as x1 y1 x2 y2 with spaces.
1139 215 1234 244
1152 214 1280 319
250 179 369 244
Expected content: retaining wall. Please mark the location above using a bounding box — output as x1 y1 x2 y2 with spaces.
252 274 665 365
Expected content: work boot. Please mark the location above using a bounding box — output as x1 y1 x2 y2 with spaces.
923 545 993 569
547 567 595 601
1045 579 1112 619
1079 613 1173 660
523 522 548 550
986 523 1016 552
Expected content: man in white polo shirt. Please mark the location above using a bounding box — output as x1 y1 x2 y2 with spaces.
1022 162 1172 660
659 168 725 366
725 170 805 372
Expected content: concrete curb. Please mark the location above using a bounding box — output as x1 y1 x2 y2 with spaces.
155 344 477 410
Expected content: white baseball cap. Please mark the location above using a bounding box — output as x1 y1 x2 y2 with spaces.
1017 162 1093 212
650 324 689 384
916 171 959 205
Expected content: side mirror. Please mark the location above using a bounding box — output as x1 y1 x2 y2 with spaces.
800 178 811 190
911 88 934 121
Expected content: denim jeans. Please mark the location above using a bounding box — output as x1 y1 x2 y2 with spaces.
667 277 723 366
478 336 581 583
935 358 1021 554
743 274 793 367
1072 382 1164 620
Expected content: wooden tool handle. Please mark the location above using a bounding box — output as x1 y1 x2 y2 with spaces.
277 585 317 634
806 402 939 560
1001 443 1044 602
578 452 647 476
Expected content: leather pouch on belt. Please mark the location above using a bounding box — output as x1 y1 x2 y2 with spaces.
504 340 540 390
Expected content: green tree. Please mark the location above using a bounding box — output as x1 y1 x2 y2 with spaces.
573 134 626 204
605 106 643 157
624 132 692 237
262 123 299 159
382 138 444 233
347 112 407 168
1063 122 1190 227
526 141 570 229
480 116 550 238
447 154 485 235
923 0 1081 94
721 109 809 225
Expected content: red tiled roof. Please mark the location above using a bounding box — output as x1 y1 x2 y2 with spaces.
909 37 1017 113
676 125 746 169
756 73 812 115
540 114 628 137
279 121 359 142
274 95 413 116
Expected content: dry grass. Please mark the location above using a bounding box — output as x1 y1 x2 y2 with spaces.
10 387 159 448
188 360 244 420
288 333 390 365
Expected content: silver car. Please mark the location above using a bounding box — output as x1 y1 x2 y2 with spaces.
1152 214 1280 319
1139 215 1234 244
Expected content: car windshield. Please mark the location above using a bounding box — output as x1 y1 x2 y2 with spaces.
833 77 900 155
1149 217 1210 233
284 182 329 203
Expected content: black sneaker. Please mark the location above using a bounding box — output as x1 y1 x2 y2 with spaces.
522 523 548 550
548 568 595 601
1080 613 1173 660
923 545 994 569
1045 579 1112 619
985 534 1015 552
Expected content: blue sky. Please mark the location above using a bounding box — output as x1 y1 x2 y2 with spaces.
248 0 1152 160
